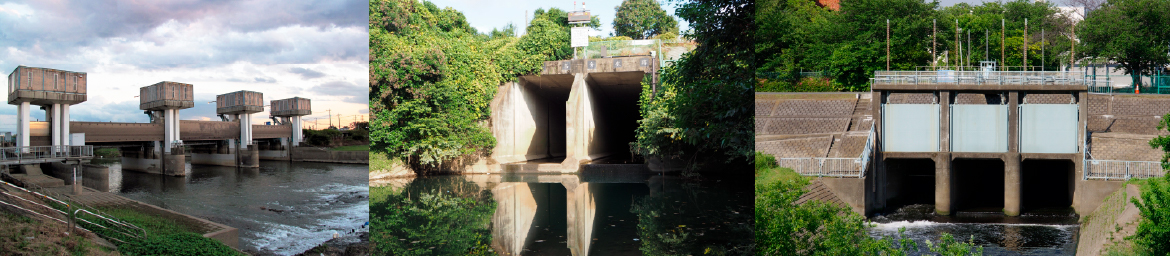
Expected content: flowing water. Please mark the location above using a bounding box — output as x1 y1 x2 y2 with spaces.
868 204 1080 255
373 171 755 255
94 160 369 255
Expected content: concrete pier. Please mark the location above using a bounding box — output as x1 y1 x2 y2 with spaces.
934 153 952 215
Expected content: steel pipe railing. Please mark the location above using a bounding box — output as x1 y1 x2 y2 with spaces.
1084 160 1165 180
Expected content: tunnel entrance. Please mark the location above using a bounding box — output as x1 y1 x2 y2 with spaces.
508 72 645 165
1021 159 1074 212
883 158 936 209
952 159 1005 212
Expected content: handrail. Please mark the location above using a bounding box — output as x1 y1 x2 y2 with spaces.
1084 159 1165 180
0 173 146 243
778 129 875 178
872 70 1093 86
0 145 95 164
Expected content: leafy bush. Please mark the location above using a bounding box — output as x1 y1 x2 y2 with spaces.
755 152 983 255
755 151 778 171
1138 113 1170 255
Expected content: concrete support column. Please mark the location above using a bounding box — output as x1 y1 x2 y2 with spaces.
164 109 174 153
61 104 70 145
1005 91 1021 216
939 91 950 151
17 101 30 148
935 153 953 215
240 113 252 146
291 116 302 146
1004 154 1022 216
51 103 61 146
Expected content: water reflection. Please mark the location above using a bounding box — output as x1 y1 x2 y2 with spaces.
373 173 754 255
90 161 369 255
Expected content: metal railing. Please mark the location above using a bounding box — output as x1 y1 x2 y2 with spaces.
873 70 1102 86
0 176 146 243
778 129 875 178
1084 160 1166 180
0 145 94 164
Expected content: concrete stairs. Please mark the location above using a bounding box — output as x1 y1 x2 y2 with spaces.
8 165 65 188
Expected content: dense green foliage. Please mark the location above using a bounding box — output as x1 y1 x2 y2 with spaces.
613 0 680 39
1137 113 1170 255
755 152 983 255
90 207 241 256
370 0 599 172
1078 0 1170 86
371 178 495 255
756 0 1075 92
631 0 754 165
1128 175 1170 255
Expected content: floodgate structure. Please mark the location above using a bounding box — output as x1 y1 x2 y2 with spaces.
2 65 315 188
756 69 1167 217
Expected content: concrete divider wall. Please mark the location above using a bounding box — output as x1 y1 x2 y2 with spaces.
290 147 368 164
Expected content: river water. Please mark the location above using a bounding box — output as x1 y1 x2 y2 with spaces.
373 171 755 255
868 204 1080 255
93 160 369 255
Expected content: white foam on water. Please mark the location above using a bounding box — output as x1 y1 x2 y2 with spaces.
870 220 943 231
249 184 370 256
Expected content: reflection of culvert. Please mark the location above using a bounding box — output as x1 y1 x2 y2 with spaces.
883 158 935 209
952 159 1005 212
1021 159 1074 211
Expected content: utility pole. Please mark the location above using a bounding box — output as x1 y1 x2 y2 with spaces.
1001 19 1005 71
886 19 890 70
955 19 959 70
933 19 937 70
1024 18 1028 71
327 109 332 128
1042 28 1045 71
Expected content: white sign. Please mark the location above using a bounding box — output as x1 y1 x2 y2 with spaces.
571 27 589 48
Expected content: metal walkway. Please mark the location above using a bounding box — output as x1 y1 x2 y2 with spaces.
0 145 94 165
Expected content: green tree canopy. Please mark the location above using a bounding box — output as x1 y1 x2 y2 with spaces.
1078 0 1170 86
370 0 572 172
613 0 680 39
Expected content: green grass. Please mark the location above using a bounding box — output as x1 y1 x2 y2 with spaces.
757 166 802 186
330 145 369 151
370 151 403 172
89 206 243 256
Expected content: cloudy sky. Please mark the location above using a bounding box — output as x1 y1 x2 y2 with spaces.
0 0 368 133
427 0 690 38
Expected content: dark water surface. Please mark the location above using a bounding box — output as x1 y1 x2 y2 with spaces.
868 204 1080 255
96 160 369 255
374 171 754 255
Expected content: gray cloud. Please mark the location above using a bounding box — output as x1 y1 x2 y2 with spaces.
0 0 368 70
310 81 368 104
289 67 326 79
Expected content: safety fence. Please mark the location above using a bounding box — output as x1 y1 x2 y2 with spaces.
1083 159 1166 181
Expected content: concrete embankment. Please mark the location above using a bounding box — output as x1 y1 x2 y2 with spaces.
292 147 368 164
1076 184 1144 256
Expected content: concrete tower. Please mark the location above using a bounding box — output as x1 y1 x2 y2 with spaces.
216 90 263 167
7 66 87 150
269 97 311 146
140 81 193 175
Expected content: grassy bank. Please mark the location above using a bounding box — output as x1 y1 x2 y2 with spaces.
95 206 242 256
370 151 400 172
331 145 370 151
0 211 117 255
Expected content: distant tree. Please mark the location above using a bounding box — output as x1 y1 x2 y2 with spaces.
1077 0 1170 86
613 0 680 39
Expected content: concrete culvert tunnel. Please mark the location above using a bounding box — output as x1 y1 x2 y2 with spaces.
491 71 646 171
883 159 937 209
951 159 1006 212
1021 159 1074 211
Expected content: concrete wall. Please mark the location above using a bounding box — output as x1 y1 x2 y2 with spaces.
258 149 289 160
490 81 559 164
82 164 110 192
290 147 368 164
190 152 236 166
